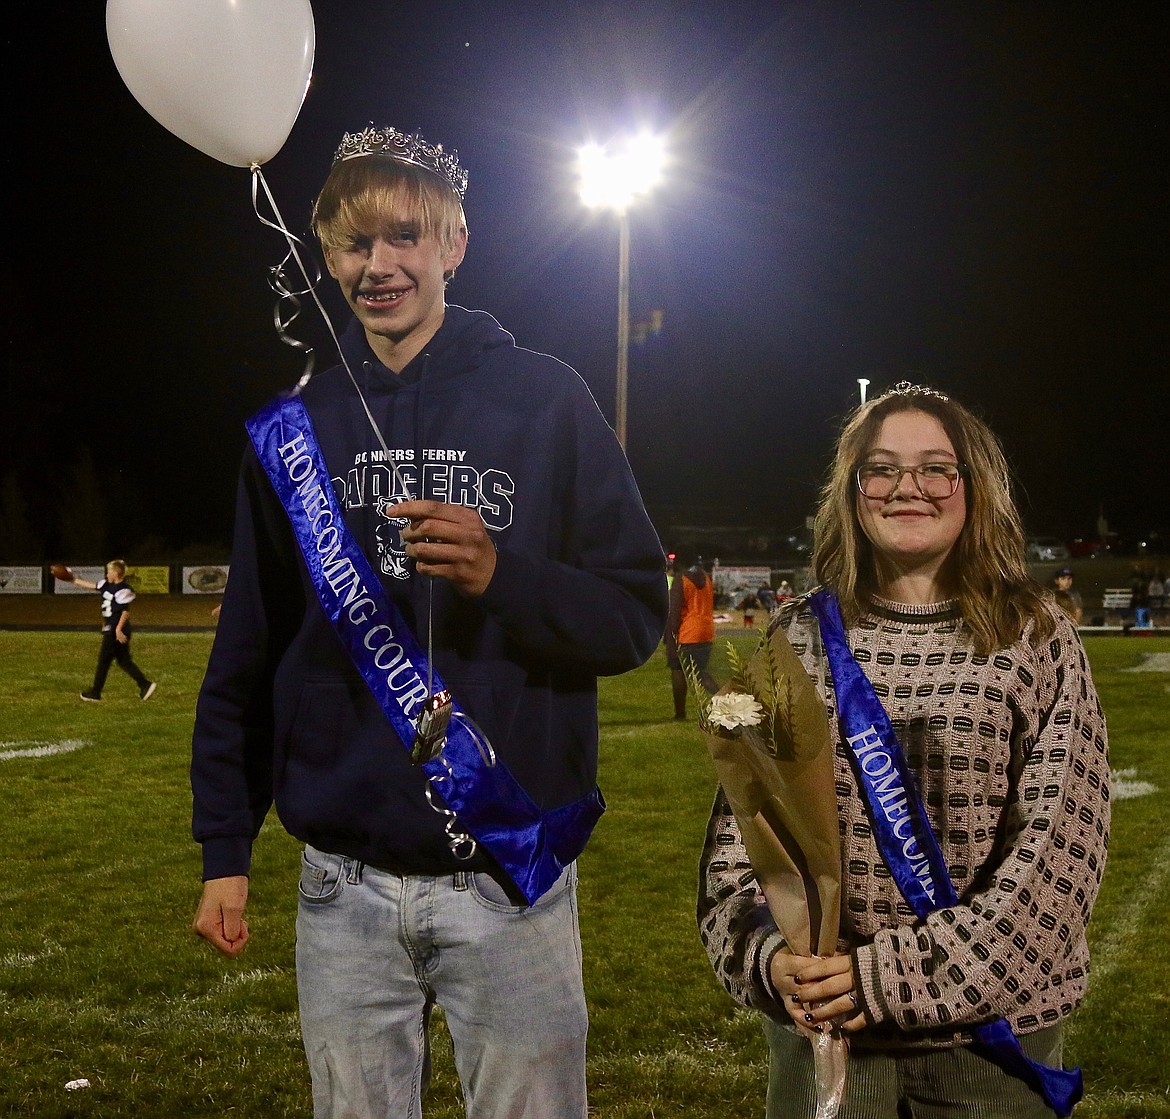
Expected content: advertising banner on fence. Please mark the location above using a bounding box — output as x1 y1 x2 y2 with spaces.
125 566 170 594
54 567 105 593
182 565 230 594
712 564 773 603
0 567 43 594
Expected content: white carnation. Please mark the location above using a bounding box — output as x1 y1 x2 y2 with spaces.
707 691 765 730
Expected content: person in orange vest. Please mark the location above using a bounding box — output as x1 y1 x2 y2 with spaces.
665 554 718 719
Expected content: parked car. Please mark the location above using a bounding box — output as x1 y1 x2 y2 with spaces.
1069 537 1112 559
1025 536 1071 562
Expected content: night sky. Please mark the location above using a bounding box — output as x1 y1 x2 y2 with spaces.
6 1 1167 559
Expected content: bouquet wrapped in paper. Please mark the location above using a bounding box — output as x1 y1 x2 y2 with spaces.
691 622 847 1118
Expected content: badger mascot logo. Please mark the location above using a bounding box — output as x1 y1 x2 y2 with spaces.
376 501 413 580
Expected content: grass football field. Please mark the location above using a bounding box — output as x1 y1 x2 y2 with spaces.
0 622 1167 1117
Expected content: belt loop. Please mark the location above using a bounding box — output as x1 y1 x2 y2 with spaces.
453 871 468 891
345 858 364 885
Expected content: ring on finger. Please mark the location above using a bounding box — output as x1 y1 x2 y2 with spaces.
848 992 857 1009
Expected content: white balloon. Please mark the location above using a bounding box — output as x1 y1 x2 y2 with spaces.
106 0 315 168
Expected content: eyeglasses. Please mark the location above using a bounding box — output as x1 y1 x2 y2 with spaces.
855 461 966 500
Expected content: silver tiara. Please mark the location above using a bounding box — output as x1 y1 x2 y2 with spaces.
333 125 469 199
880 380 950 402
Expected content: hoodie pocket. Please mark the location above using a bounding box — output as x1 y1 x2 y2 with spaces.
286 677 355 767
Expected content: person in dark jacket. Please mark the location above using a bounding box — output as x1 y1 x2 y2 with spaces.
71 559 156 702
191 125 667 1119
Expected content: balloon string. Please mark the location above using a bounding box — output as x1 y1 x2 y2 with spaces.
267 259 315 384
250 166 455 815
248 166 414 493
251 165 324 390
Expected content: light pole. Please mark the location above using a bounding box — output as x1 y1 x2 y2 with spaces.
858 377 870 405
577 132 667 449
615 212 631 448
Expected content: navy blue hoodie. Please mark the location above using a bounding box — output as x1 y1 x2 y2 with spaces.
192 306 667 881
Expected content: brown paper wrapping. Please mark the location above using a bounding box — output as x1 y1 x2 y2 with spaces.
702 621 849 1116
704 621 841 957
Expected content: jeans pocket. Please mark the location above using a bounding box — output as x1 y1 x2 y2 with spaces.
468 862 575 912
298 845 346 904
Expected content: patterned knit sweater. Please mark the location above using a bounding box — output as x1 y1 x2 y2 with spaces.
697 595 1110 1047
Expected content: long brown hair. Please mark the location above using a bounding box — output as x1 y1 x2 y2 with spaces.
811 385 1054 654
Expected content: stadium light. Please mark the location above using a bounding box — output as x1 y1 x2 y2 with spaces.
576 131 668 449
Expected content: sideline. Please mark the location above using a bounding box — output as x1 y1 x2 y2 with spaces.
0 739 88 762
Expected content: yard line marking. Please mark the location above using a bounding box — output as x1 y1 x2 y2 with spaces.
1110 767 1158 800
1121 652 1170 672
17 991 303 1042
218 967 293 990
602 724 686 739
0 943 63 969
0 739 88 761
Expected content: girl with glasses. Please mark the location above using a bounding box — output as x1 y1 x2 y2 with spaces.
698 383 1108 1118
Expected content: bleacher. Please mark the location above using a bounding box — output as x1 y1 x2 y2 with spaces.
1102 588 1132 611
1083 586 1167 634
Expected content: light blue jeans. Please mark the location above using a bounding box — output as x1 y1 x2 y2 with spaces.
295 846 588 1119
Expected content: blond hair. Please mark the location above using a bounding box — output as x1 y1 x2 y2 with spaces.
312 157 467 256
811 387 1054 655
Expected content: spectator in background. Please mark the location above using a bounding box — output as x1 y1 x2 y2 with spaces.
1051 566 1083 625
738 589 759 627
1147 572 1165 610
666 554 718 719
775 580 794 605
1130 567 1149 610
757 583 777 612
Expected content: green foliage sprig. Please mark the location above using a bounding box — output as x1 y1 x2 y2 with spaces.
692 631 794 758
683 648 718 731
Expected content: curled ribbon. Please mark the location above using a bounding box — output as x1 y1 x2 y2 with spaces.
249 164 327 391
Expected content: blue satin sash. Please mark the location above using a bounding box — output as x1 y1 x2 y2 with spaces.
807 589 1083 1118
247 394 604 905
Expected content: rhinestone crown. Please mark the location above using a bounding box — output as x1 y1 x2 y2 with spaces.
334 125 468 199
881 380 950 401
